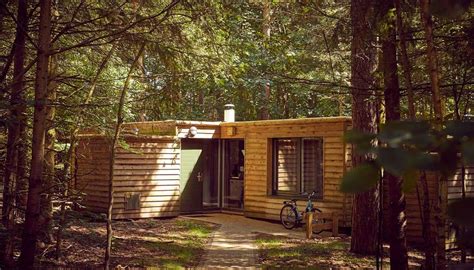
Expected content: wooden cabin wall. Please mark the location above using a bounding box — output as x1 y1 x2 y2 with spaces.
76 136 181 219
446 165 474 248
384 166 474 248
221 118 353 226
382 171 438 247
75 137 111 213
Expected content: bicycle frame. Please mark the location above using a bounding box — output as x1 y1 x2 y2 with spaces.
282 191 317 222
280 190 327 233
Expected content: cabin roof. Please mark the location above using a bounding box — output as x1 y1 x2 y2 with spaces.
126 116 351 128
220 116 351 127
76 117 352 139
124 120 222 127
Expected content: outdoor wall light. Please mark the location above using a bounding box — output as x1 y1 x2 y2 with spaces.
188 126 198 137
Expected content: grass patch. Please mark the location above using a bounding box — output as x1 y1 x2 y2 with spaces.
296 241 349 255
132 219 215 267
256 237 283 247
255 233 375 269
267 248 301 258
141 240 194 265
175 219 212 238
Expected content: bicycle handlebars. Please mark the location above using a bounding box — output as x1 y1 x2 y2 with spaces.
301 190 317 199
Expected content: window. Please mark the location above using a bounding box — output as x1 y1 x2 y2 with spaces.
272 138 323 198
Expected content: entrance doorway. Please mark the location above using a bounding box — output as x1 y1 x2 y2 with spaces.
221 139 245 210
180 138 244 213
180 139 218 213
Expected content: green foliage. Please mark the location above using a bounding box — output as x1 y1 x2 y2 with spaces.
341 120 474 193
462 141 474 164
342 120 474 248
340 163 380 193
344 131 376 155
402 170 419 192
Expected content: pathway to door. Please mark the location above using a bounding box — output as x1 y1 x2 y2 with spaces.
183 213 306 269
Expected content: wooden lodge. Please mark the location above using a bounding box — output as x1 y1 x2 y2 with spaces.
75 117 353 224
75 116 473 248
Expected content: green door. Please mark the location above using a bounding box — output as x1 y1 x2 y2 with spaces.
180 140 206 212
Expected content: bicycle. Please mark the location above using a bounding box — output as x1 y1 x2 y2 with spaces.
279 190 327 234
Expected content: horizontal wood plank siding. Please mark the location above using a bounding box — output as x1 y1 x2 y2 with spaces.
385 166 473 248
75 138 110 213
75 136 181 219
222 117 352 226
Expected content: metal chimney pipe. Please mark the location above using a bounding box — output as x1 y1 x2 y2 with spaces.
224 104 235 122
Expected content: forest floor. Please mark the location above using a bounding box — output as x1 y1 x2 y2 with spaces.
255 232 425 269
2 211 471 269
35 212 219 269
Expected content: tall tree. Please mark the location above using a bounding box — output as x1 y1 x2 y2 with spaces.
349 0 379 255
260 0 271 120
419 0 446 268
39 53 57 244
55 44 116 259
18 0 52 268
381 0 408 268
394 0 415 120
395 1 434 267
105 42 146 270
2 0 28 266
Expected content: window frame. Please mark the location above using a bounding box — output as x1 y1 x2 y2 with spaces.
271 137 324 199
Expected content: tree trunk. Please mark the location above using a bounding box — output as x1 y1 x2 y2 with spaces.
350 0 379 255
2 0 28 225
394 0 415 120
40 53 57 245
18 0 51 268
381 0 408 267
260 0 271 120
14 118 28 215
395 1 434 266
2 0 28 266
419 0 446 268
419 0 443 123
104 43 146 270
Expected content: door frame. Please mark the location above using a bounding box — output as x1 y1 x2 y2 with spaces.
219 139 245 211
179 138 245 213
180 138 219 213
179 139 205 213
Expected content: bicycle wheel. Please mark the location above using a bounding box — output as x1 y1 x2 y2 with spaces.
311 208 327 234
280 205 298 229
